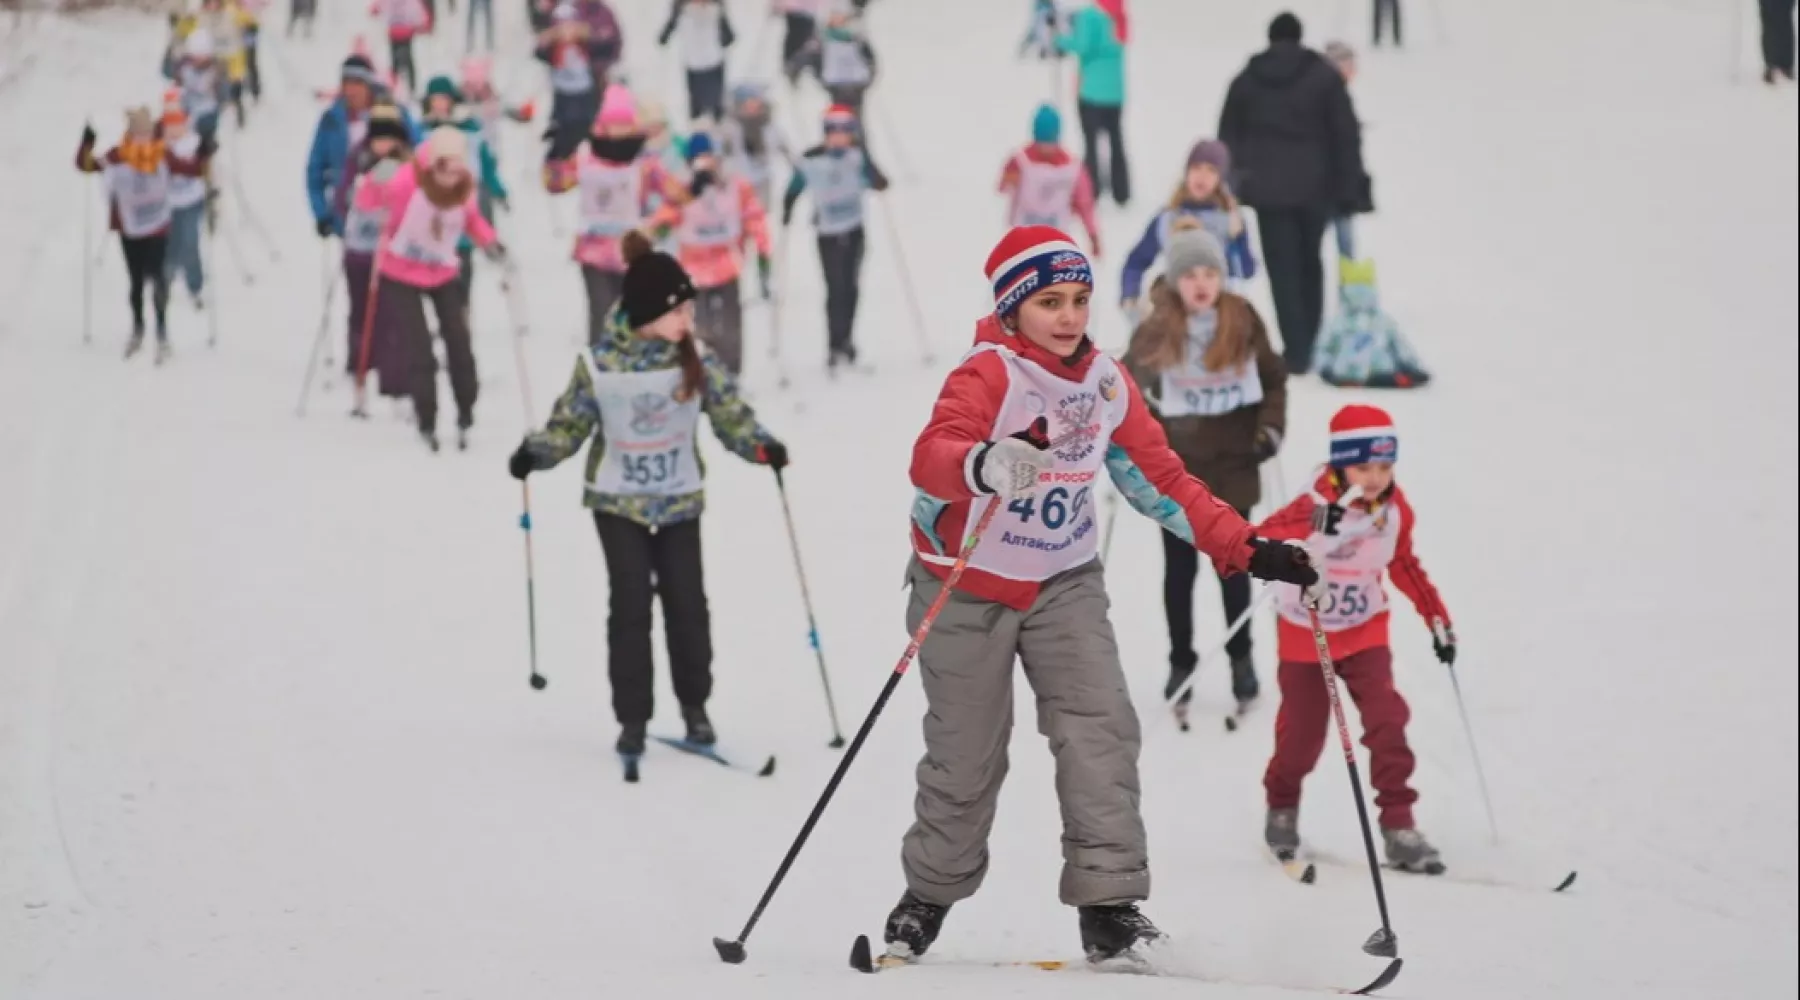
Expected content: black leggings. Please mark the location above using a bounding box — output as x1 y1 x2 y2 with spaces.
390 38 416 95
594 513 713 726
1373 0 1403 46
818 227 865 359
121 234 170 338
1763 0 1797 76
1077 100 1130 205
686 66 727 122
1162 512 1255 670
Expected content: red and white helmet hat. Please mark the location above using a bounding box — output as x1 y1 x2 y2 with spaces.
984 225 1093 321
1328 404 1399 467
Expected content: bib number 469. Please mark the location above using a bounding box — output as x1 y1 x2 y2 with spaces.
622 448 682 486
1007 485 1091 531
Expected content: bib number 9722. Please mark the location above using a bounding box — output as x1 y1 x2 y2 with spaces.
621 448 682 486
1007 485 1091 531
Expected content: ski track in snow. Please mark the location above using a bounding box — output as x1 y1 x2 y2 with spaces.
1 1 1795 998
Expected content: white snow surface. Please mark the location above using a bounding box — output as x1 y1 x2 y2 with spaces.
2 0 1796 997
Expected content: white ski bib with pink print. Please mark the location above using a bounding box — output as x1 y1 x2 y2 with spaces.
1010 155 1081 230
578 159 643 239
961 344 1131 583
677 184 742 248
109 163 173 238
388 190 464 268
1276 502 1401 632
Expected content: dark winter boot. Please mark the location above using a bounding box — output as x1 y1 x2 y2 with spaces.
1265 807 1301 860
615 722 647 756
1229 653 1260 704
882 891 950 959
1382 827 1445 875
420 428 441 453
124 327 145 359
1163 656 1196 706
682 706 716 746
1077 903 1163 962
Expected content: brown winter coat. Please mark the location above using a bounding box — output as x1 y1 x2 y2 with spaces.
1122 279 1287 511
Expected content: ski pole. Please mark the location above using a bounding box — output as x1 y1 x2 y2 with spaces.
771 222 791 388
865 91 918 183
352 238 387 418
1154 584 1278 726
296 241 341 416
714 418 1050 965
772 467 847 747
319 241 342 387
1098 487 1120 562
1442 643 1499 844
504 256 546 692
222 151 283 264
874 191 938 367
82 161 95 346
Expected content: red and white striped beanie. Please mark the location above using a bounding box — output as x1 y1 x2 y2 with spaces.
822 104 859 134
984 225 1093 320
1328 404 1399 467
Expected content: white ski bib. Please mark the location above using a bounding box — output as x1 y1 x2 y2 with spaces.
1276 503 1400 632
110 163 173 237
1157 358 1263 418
578 159 643 239
678 183 742 248
963 345 1131 583
550 46 594 94
583 364 705 497
166 134 206 209
388 189 464 267
820 37 871 87
343 174 390 254
1010 155 1080 230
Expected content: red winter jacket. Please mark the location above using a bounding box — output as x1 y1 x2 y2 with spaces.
1258 473 1451 663
910 316 1255 610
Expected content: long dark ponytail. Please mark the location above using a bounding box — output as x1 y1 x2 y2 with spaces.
621 229 706 403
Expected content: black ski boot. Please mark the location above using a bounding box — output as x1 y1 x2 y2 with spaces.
615 722 647 756
420 428 441 453
882 891 950 959
1382 827 1445 875
1078 903 1163 962
1229 653 1260 704
1265 807 1301 860
457 411 473 452
682 706 716 746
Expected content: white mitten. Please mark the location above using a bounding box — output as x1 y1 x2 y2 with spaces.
972 419 1052 500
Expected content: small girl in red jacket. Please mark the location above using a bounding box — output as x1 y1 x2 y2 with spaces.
1257 403 1457 874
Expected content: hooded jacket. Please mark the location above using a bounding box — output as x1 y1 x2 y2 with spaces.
1217 40 1366 212
909 316 1255 610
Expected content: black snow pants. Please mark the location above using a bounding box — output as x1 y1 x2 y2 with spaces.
1373 0 1403 46
581 265 625 347
594 512 714 727
1077 99 1130 206
819 226 865 361
1763 0 1797 77
1256 208 1331 374
121 233 171 339
380 279 479 433
1161 514 1255 674
686 65 727 123
695 280 744 374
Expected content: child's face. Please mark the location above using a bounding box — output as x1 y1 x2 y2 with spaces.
824 128 855 149
1176 266 1222 312
427 96 454 118
369 135 398 157
1343 462 1395 498
430 156 467 183
1011 283 1091 358
639 301 695 342
1186 164 1221 201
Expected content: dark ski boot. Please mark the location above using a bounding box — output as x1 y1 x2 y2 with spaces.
420 429 441 453
882 891 950 959
1078 903 1163 962
1382 827 1445 875
682 706 716 746
457 411 473 452
1229 653 1260 705
124 327 145 359
1265 807 1301 860
615 722 647 756
1164 653 1196 730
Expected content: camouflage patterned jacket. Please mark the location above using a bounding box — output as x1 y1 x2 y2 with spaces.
521 307 780 527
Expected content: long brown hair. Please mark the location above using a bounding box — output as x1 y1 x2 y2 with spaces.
1124 278 1257 375
1168 174 1238 213
621 229 706 403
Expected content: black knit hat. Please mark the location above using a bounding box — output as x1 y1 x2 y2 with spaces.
1268 12 1303 43
619 231 696 329
366 102 409 144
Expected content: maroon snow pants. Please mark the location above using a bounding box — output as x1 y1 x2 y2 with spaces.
1263 646 1418 830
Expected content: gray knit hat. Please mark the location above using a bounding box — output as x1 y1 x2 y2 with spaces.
1165 223 1228 278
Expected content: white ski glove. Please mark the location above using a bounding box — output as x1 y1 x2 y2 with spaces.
971 418 1052 500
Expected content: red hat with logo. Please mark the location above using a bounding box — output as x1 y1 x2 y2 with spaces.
984 225 1093 321
1328 404 1399 467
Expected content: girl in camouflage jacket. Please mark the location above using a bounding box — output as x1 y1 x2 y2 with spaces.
508 230 788 757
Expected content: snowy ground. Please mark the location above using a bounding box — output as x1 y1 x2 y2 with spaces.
2 0 1796 997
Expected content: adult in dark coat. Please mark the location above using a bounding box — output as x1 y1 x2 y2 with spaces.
1218 12 1368 374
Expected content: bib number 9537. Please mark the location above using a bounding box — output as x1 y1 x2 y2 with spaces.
621 448 682 486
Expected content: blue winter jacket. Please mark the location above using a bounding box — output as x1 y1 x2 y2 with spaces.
1121 204 1257 300
306 99 420 233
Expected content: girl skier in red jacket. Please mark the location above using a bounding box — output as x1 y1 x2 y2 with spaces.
877 225 1320 967
1256 403 1457 875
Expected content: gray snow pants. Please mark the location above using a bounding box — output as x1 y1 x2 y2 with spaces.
901 557 1148 908
694 281 744 374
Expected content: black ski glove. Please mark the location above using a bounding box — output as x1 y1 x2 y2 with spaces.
758 441 789 471
690 169 716 197
1311 498 1346 537
1246 538 1319 588
1253 426 1281 463
508 442 536 481
1431 618 1457 667
315 217 334 238
80 124 97 148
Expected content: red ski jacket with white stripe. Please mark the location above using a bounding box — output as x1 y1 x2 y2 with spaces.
909 316 1255 611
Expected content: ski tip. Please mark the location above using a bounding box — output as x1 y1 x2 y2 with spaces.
1553 870 1578 893
757 756 777 777
848 934 874 973
1346 957 1403 996
1300 862 1317 884
714 936 747 965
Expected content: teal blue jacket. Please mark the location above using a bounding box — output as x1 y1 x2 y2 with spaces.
1057 5 1125 107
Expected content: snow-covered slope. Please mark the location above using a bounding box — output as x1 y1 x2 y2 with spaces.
2 1 1794 997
